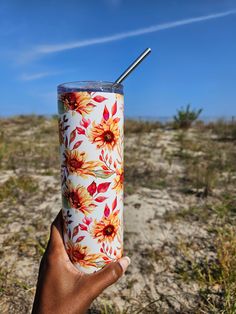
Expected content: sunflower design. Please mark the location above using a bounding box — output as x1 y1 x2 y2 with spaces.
61 92 95 116
66 240 102 267
88 117 120 151
64 180 96 215
64 149 101 177
91 212 120 243
113 167 124 192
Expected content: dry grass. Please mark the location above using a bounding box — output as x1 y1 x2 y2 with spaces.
173 128 236 197
205 118 236 141
0 116 236 314
124 119 163 134
174 225 236 313
0 175 38 203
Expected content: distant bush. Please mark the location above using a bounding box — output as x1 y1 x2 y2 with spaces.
173 104 202 129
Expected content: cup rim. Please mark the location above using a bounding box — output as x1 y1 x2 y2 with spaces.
57 80 123 89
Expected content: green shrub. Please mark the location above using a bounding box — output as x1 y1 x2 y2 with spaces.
173 104 202 129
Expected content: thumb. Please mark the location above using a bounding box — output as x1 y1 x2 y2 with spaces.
90 256 131 298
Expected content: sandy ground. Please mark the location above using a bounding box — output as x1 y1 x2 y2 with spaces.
0 117 235 313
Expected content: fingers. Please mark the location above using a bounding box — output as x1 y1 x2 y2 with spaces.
88 256 131 298
47 210 68 260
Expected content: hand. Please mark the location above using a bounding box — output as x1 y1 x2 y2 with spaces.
32 210 130 314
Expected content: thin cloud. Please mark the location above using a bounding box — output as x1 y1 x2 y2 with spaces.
21 10 236 61
20 71 60 81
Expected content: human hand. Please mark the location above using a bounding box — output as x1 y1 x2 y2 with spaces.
32 210 130 314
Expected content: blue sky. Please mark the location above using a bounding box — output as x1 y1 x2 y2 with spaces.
0 0 236 117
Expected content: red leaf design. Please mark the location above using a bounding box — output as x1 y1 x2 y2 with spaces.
87 181 97 196
95 196 107 202
102 243 105 248
105 153 108 161
82 216 93 226
69 129 76 144
99 155 103 161
104 170 113 175
79 223 87 231
109 246 112 255
103 105 109 121
65 136 68 148
93 95 107 103
97 182 111 193
113 209 119 216
76 236 85 243
100 247 104 253
72 225 79 237
102 256 110 261
113 117 120 123
101 149 104 156
113 161 117 168
73 141 82 149
87 103 96 107
111 101 117 116
76 127 85 135
104 204 110 217
109 156 112 164
102 165 108 170
112 197 117 211
114 250 117 256
80 117 91 128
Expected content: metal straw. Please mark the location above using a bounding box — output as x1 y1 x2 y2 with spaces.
114 48 151 84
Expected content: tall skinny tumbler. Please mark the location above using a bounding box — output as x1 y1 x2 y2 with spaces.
57 81 124 273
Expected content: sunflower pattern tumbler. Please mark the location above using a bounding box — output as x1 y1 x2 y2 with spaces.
57 82 124 273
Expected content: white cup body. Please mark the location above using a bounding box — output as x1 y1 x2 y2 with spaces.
58 87 124 273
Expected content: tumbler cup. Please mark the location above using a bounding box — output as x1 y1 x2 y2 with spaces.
57 81 124 273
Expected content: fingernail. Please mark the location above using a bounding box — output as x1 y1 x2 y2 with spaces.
118 256 131 273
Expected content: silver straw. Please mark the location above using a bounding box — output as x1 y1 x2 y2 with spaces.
114 48 151 84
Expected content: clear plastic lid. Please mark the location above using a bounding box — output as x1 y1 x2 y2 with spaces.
58 81 124 95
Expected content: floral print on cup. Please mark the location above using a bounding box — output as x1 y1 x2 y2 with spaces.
58 90 124 273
